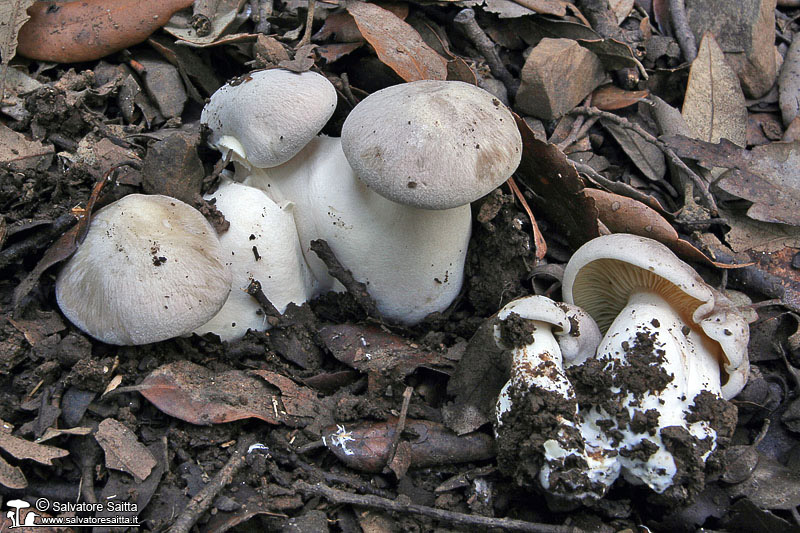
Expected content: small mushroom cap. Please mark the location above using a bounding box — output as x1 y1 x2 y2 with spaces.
494 295 570 350
562 233 749 398
341 80 522 210
56 194 231 345
557 302 602 367
201 69 337 168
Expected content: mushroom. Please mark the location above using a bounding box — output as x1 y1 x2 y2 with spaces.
340 80 522 210
562 233 748 501
193 179 314 341
200 68 337 169
206 78 523 325
491 295 616 499
56 194 231 345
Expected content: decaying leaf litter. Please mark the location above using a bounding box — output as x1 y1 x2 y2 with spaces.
1 0 800 530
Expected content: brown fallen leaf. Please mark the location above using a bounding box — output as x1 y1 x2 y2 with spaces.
682 32 747 147
0 0 36 98
313 3 408 42
724 451 800 510
138 360 320 427
582 188 739 267
317 42 363 64
163 0 245 46
322 418 495 473
0 432 68 465
0 122 53 170
512 114 601 250
319 324 453 395
95 418 156 482
663 136 800 227
17 0 194 63
346 1 447 82
592 84 648 110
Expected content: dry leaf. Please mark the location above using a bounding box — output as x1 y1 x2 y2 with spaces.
601 118 666 181
0 0 35 98
779 31 800 127
724 213 800 254
346 1 447 82
0 123 53 170
682 32 747 147
0 432 68 465
95 419 156 482
0 455 26 489
164 0 245 46
592 85 648 110
18 0 194 62
663 136 800 227
610 0 635 23
138 360 319 427
484 0 568 17
513 114 601 250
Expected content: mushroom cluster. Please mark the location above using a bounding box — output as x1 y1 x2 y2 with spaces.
55 69 523 344
199 69 522 334
486 234 749 503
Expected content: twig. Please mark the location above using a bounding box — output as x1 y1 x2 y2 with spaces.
297 0 316 48
295 481 585 533
384 386 413 473
668 0 697 62
507 177 547 260
245 279 282 326
570 106 718 214
453 8 518 98
339 72 359 108
169 435 258 533
557 95 592 151
310 239 381 318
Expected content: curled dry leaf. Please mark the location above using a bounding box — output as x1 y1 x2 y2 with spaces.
345 0 447 82
322 418 495 473
582 188 737 267
779 32 800 127
139 361 321 427
17 0 195 63
95 418 156 482
682 32 747 147
512 114 601 250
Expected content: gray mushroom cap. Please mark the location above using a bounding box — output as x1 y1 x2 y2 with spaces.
56 194 231 345
201 69 337 168
341 80 523 210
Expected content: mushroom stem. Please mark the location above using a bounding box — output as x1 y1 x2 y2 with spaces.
593 289 725 493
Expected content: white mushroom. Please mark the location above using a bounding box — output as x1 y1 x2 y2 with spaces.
204 78 523 325
193 179 314 341
562 233 748 501
341 80 522 210
201 68 337 169
491 295 617 499
56 194 231 345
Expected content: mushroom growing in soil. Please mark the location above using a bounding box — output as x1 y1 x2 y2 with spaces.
56 194 231 345
204 75 523 325
193 178 314 341
562 233 748 502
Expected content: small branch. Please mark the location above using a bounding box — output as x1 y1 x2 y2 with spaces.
310 239 381 318
295 481 585 533
245 279 282 327
384 386 413 473
668 0 697 62
570 106 718 214
169 435 258 533
507 177 547 260
297 0 316 48
453 8 518 98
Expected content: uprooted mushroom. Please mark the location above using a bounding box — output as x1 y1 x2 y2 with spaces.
561 233 748 503
450 234 750 504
